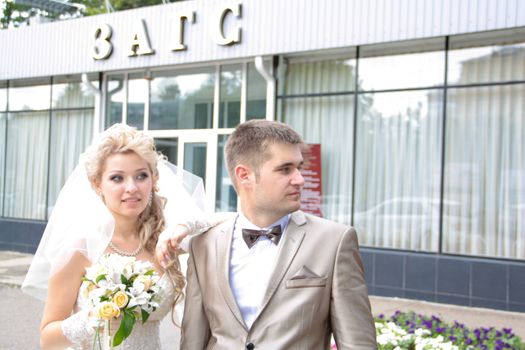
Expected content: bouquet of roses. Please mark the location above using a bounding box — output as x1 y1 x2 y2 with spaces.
80 253 162 348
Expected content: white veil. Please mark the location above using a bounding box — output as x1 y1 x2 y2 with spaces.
22 154 206 301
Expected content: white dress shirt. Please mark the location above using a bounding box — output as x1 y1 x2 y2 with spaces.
229 213 290 329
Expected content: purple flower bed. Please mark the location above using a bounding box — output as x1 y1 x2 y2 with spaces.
374 311 525 350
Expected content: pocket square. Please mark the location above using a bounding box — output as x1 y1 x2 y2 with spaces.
290 265 321 280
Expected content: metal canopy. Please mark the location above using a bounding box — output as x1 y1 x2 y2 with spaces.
13 0 80 13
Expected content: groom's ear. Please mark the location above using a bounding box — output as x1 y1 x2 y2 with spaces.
235 164 252 188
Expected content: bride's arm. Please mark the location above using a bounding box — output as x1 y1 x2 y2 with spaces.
156 212 236 267
39 251 91 350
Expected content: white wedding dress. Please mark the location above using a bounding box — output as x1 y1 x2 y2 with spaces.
69 273 176 350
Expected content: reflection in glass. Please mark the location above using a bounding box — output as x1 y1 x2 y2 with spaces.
281 95 355 224
359 51 444 91
47 110 93 217
127 73 147 129
284 58 356 94
448 43 525 85
246 62 266 121
150 68 214 130
216 135 237 211
443 84 525 259
4 111 50 219
0 82 6 111
52 77 96 109
0 113 5 215
155 138 178 166
354 90 443 251
219 65 241 128
106 74 124 128
184 143 207 186
9 81 51 111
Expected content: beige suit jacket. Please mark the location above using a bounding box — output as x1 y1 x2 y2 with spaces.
181 211 377 350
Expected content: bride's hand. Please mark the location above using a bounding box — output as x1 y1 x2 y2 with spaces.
156 224 190 268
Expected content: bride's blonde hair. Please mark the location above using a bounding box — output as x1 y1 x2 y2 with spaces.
83 123 185 314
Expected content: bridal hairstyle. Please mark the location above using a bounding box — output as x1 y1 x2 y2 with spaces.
83 123 186 308
224 119 305 189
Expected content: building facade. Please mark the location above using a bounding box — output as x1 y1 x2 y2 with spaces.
1 0 525 311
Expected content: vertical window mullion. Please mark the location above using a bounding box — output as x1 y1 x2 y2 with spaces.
438 37 450 255
213 65 220 129
240 62 247 123
351 47 360 226
45 77 53 220
122 73 128 125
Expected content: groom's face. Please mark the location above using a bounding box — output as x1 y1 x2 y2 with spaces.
249 142 305 220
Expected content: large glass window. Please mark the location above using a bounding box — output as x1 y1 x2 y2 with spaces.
246 62 266 120
155 138 178 165
359 42 445 91
283 57 356 94
9 79 51 111
0 82 6 111
219 64 241 128
1 77 95 221
4 111 50 220
0 113 5 215
279 34 525 260
106 74 125 128
47 110 93 217
448 43 525 85
443 84 525 259
127 73 147 129
150 67 215 130
279 57 356 224
354 90 443 251
52 76 96 109
216 134 237 211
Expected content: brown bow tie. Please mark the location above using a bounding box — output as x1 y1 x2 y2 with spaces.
242 225 282 249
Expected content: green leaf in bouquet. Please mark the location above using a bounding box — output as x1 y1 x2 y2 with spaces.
112 309 136 347
96 274 106 283
120 274 129 285
141 309 150 324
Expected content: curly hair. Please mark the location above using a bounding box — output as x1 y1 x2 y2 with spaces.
83 123 185 317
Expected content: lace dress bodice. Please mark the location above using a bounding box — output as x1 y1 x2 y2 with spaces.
71 274 175 350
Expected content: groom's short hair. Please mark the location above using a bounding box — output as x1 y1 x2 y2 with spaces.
225 119 305 190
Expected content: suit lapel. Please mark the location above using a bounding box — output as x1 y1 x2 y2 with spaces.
256 211 307 317
215 219 247 329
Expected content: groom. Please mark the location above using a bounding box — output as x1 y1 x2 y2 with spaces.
164 120 376 349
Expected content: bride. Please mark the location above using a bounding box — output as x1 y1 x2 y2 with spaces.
22 123 208 349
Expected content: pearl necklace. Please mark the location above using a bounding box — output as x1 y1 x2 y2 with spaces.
108 240 143 257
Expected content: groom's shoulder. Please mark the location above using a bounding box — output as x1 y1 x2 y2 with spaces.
192 217 234 244
298 211 357 238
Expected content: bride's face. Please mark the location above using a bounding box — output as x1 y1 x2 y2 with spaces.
96 152 154 222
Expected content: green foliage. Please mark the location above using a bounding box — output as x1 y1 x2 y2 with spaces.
1 0 182 29
112 309 136 347
1 1 32 29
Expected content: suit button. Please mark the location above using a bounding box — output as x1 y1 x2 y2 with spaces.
246 343 255 350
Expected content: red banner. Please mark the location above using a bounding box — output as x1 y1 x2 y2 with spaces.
300 144 323 217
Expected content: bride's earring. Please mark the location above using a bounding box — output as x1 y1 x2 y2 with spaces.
148 192 153 206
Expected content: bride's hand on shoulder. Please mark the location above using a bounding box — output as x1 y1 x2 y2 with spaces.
156 224 190 268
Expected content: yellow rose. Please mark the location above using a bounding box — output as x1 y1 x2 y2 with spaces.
97 301 121 320
112 291 129 309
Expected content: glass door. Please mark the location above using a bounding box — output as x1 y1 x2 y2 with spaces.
176 133 218 212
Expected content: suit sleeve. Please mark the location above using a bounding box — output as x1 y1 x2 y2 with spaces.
330 227 377 349
180 239 211 350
